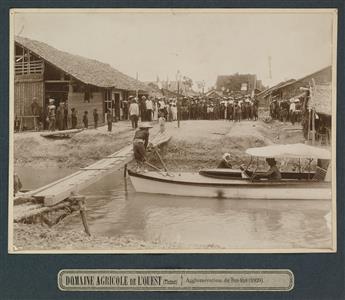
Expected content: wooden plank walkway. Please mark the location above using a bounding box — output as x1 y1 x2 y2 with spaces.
21 131 171 208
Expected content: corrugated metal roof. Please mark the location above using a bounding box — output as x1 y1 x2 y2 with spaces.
15 36 149 91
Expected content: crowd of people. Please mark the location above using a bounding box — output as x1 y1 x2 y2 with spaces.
15 94 260 133
125 95 259 125
269 97 303 125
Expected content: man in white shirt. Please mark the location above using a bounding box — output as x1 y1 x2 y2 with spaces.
145 97 153 121
128 97 139 129
289 100 296 125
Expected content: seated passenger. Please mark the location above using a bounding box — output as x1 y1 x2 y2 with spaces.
253 158 282 180
217 153 232 169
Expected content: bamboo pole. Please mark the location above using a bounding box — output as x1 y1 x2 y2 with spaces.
154 148 169 172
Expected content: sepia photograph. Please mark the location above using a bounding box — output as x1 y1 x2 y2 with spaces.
9 8 337 253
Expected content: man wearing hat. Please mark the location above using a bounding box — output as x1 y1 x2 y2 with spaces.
133 122 153 170
47 98 56 131
217 153 232 169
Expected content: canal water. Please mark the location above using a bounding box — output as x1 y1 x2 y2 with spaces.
16 167 332 250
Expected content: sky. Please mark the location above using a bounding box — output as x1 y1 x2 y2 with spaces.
13 9 335 90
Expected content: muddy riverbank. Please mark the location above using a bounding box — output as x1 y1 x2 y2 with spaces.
14 122 136 168
154 119 305 171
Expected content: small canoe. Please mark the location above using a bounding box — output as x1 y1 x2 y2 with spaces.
40 128 83 139
128 169 331 200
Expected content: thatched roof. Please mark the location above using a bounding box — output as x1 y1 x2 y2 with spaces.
309 84 332 115
15 36 148 91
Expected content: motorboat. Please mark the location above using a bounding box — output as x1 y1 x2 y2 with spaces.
128 144 332 200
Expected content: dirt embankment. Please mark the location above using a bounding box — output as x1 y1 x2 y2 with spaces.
14 124 136 168
154 120 305 171
14 119 303 170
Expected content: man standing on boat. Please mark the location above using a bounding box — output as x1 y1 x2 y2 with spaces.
133 122 153 170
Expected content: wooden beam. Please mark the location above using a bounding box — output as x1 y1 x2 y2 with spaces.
45 80 70 83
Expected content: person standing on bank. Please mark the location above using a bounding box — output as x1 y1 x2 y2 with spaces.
106 109 112 132
133 122 153 170
129 97 139 129
83 111 89 129
93 108 99 129
47 98 56 131
71 108 77 129
140 96 147 121
31 97 41 131
63 102 69 130
145 97 153 121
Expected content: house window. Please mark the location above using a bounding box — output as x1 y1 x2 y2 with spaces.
84 85 93 102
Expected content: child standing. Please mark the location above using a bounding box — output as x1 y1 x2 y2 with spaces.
158 112 166 133
83 111 88 129
106 109 112 132
93 108 99 129
71 108 77 129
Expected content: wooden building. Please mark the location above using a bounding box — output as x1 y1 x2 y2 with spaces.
14 36 148 130
215 73 265 97
258 66 332 109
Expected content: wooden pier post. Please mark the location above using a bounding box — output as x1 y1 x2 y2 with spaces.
71 195 91 236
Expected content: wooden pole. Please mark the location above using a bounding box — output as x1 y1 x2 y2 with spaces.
311 109 316 145
144 161 163 172
136 72 139 99
177 79 180 128
308 108 311 142
75 196 91 236
154 148 169 172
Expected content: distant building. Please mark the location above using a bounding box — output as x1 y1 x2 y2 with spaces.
14 36 149 129
215 73 265 96
145 79 198 97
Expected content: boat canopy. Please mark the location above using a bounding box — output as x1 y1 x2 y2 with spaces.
246 143 331 159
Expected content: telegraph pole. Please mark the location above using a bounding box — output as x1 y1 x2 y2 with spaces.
136 72 139 99
177 76 180 128
176 70 181 128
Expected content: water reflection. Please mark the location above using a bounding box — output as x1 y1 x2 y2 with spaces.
16 167 332 249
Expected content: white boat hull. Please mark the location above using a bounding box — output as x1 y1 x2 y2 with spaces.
128 171 331 200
